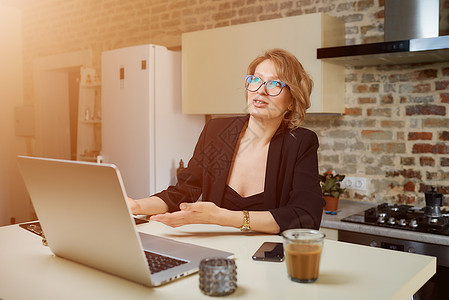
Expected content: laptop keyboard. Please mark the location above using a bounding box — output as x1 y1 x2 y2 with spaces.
144 251 188 274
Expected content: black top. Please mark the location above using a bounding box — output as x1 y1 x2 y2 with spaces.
154 115 325 231
222 185 265 211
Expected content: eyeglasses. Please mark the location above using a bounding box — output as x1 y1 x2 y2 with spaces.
244 75 287 96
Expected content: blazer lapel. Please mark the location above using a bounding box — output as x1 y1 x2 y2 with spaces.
264 130 284 208
210 116 248 207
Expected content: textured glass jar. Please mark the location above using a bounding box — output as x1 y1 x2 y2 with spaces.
199 258 237 296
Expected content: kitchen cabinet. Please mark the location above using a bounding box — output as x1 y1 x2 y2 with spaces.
320 227 338 241
77 67 101 162
182 13 345 114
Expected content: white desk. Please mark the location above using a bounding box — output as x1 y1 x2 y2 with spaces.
0 222 435 300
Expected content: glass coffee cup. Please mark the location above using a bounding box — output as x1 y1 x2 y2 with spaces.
282 229 325 283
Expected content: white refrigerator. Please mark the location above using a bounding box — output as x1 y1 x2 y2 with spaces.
101 44 204 199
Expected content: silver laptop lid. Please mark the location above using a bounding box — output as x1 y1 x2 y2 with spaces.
17 156 153 286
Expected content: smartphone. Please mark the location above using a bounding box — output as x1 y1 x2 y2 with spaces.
252 242 284 262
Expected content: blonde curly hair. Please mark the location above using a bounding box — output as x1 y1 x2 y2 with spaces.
246 48 313 130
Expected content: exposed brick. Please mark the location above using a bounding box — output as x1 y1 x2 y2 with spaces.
426 172 439 180
407 69 438 81
356 0 374 11
337 2 354 12
440 131 449 141
280 1 293 10
386 169 422 179
367 108 391 117
405 195 416 205
413 83 431 93
360 25 374 34
435 143 449 154
359 97 376 104
344 107 362 116
420 157 435 167
436 81 449 90
381 94 394 104
214 10 237 21
400 157 415 166
412 144 433 153
361 73 376 83
404 181 415 192
386 143 406 153
374 9 384 19
409 95 435 104
423 118 449 127
362 130 392 140
406 105 446 116
443 67 449 76
412 143 449 154
441 157 449 167
346 73 357 82
238 5 263 16
420 184 449 195
362 35 383 44
218 2 231 10
353 84 379 93
303 7 316 14
381 120 403 128
441 93 449 103
264 3 279 12
371 143 384 152
383 83 396 93
259 13 282 21
408 132 432 140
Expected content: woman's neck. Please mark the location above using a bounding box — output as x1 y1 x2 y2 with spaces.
245 115 283 146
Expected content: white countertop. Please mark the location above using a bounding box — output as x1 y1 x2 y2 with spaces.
321 199 449 246
0 221 436 300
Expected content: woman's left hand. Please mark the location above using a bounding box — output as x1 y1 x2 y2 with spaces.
149 202 225 227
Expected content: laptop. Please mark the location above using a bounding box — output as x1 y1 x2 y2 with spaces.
17 156 233 287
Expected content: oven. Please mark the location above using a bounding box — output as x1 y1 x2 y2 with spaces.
340 192 449 300
338 230 449 299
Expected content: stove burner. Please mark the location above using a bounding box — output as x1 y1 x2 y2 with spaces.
341 203 449 236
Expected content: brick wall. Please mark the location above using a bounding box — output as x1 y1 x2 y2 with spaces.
21 0 449 205
305 62 449 205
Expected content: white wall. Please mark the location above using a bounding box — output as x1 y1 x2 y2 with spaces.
0 4 32 225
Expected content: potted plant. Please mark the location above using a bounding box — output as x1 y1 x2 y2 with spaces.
320 170 345 212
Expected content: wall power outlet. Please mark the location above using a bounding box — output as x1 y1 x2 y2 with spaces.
341 177 367 191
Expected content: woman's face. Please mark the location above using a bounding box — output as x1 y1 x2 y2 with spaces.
246 59 292 123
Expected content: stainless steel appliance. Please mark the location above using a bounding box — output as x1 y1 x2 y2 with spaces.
340 188 448 299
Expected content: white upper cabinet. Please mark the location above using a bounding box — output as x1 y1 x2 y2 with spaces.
182 13 345 114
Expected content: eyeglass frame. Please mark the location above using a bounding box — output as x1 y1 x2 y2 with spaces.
244 75 287 96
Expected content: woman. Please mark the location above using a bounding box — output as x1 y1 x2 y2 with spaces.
127 48 325 234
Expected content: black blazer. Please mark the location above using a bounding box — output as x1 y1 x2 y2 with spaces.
154 115 325 231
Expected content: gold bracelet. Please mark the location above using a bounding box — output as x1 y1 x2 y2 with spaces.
240 210 251 232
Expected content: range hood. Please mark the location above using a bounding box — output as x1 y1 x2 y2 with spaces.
317 35 449 66
317 0 449 66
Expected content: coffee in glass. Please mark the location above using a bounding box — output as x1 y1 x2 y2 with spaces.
282 229 325 283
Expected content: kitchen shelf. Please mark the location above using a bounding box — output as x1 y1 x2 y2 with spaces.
77 66 102 162
80 120 101 124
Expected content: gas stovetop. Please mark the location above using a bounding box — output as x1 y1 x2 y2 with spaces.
341 203 449 236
